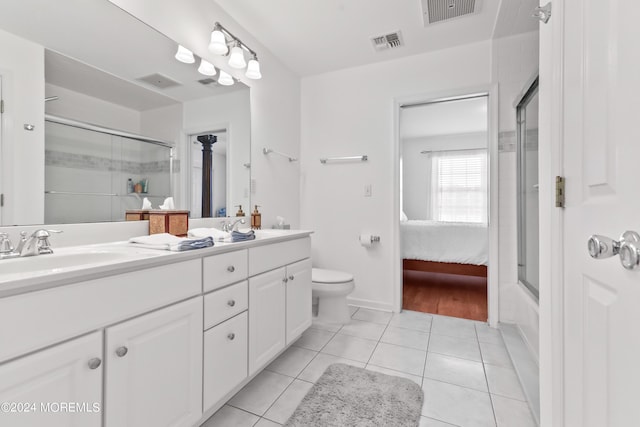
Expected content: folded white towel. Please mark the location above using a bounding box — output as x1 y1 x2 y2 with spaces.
188 228 230 241
129 233 214 251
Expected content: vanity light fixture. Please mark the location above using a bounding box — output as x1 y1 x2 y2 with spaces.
217 70 234 86
206 22 262 80
197 59 216 76
175 45 195 63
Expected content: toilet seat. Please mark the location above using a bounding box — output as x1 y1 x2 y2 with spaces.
312 268 353 284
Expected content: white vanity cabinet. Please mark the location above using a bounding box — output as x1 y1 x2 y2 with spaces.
0 331 103 427
248 238 312 375
104 297 203 427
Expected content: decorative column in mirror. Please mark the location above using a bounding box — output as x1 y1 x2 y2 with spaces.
0 0 251 225
196 134 217 217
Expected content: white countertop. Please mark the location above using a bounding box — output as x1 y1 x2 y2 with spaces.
0 230 313 298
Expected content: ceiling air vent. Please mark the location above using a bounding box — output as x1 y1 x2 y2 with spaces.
198 78 217 86
137 73 181 89
371 31 404 52
421 0 482 26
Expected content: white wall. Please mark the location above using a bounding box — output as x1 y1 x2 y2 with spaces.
300 42 492 310
45 83 141 133
109 0 301 229
402 132 487 220
494 31 540 358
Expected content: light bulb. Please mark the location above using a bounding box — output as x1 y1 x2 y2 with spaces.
198 59 216 76
174 45 195 64
228 45 247 69
208 29 228 55
245 58 262 79
218 70 234 86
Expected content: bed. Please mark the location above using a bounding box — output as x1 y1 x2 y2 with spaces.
401 220 488 277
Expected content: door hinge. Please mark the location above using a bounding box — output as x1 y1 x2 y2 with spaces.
0 194 4 207
0 99 4 114
555 176 565 208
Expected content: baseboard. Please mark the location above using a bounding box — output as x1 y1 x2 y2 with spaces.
346 297 394 312
499 322 540 426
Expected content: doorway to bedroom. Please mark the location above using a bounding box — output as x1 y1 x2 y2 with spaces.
399 94 489 321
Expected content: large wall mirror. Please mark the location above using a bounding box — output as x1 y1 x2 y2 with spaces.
0 0 251 225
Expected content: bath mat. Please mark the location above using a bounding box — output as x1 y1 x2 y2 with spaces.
285 363 423 427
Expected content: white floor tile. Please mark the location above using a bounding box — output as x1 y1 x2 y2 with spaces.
428 333 482 362
480 341 513 367
368 342 427 376
266 346 317 378
475 323 505 345
263 379 314 424
292 328 335 351
310 319 341 332
352 308 393 324
365 364 423 387
254 418 282 427
485 364 526 401
201 405 259 427
492 394 536 427
227 370 293 416
431 316 478 340
381 325 430 351
338 319 387 341
298 353 366 383
389 310 433 332
320 333 378 362
424 352 488 392
422 378 496 427
419 416 457 426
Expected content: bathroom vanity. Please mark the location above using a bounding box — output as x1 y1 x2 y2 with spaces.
0 230 312 427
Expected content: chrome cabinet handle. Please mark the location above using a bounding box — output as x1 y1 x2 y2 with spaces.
227 299 236 307
88 358 102 369
619 231 640 270
588 235 620 259
227 265 235 273
282 277 288 283
288 275 295 281
588 231 640 271
115 346 128 357
227 333 235 341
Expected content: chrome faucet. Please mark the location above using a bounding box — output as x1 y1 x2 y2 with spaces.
221 218 246 232
19 229 62 257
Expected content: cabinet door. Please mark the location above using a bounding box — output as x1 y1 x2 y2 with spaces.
249 268 285 375
286 258 313 345
0 331 102 427
104 297 202 427
203 312 248 410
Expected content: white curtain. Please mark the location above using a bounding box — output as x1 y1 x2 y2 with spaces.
429 149 488 223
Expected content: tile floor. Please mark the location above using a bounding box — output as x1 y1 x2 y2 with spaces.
201 308 537 427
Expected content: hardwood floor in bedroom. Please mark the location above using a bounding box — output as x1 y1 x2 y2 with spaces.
402 270 488 321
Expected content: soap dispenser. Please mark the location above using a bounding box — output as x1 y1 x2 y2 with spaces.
251 205 262 230
235 205 245 216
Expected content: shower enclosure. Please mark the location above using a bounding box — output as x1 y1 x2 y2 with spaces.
44 116 173 224
516 77 540 298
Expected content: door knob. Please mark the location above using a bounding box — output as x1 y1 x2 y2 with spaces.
87 358 102 370
619 231 640 270
588 235 620 259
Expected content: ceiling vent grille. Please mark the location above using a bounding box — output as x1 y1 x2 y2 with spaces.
422 0 481 25
198 78 217 86
371 31 404 52
137 73 181 89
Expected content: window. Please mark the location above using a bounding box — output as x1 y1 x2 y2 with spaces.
430 149 487 223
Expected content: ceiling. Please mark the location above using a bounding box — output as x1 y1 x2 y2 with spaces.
214 0 539 76
400 96 487 139
0 0 246 111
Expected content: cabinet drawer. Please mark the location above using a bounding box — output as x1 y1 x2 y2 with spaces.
204 281 248 330
248 237 311 276
204 312 248 410
203 249 248 292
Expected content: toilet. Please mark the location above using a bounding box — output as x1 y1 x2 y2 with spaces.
312 268 355 325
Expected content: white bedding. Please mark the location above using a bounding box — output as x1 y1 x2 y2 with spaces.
401 220 488 266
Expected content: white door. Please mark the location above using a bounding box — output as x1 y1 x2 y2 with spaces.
104 297 203 427
285 258 312 344
558 0 640 425
249 267 285 375
0 331 103 427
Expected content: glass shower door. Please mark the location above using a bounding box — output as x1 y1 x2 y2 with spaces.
517 78 539 298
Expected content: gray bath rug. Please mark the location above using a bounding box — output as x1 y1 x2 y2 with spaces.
285 363 424 427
